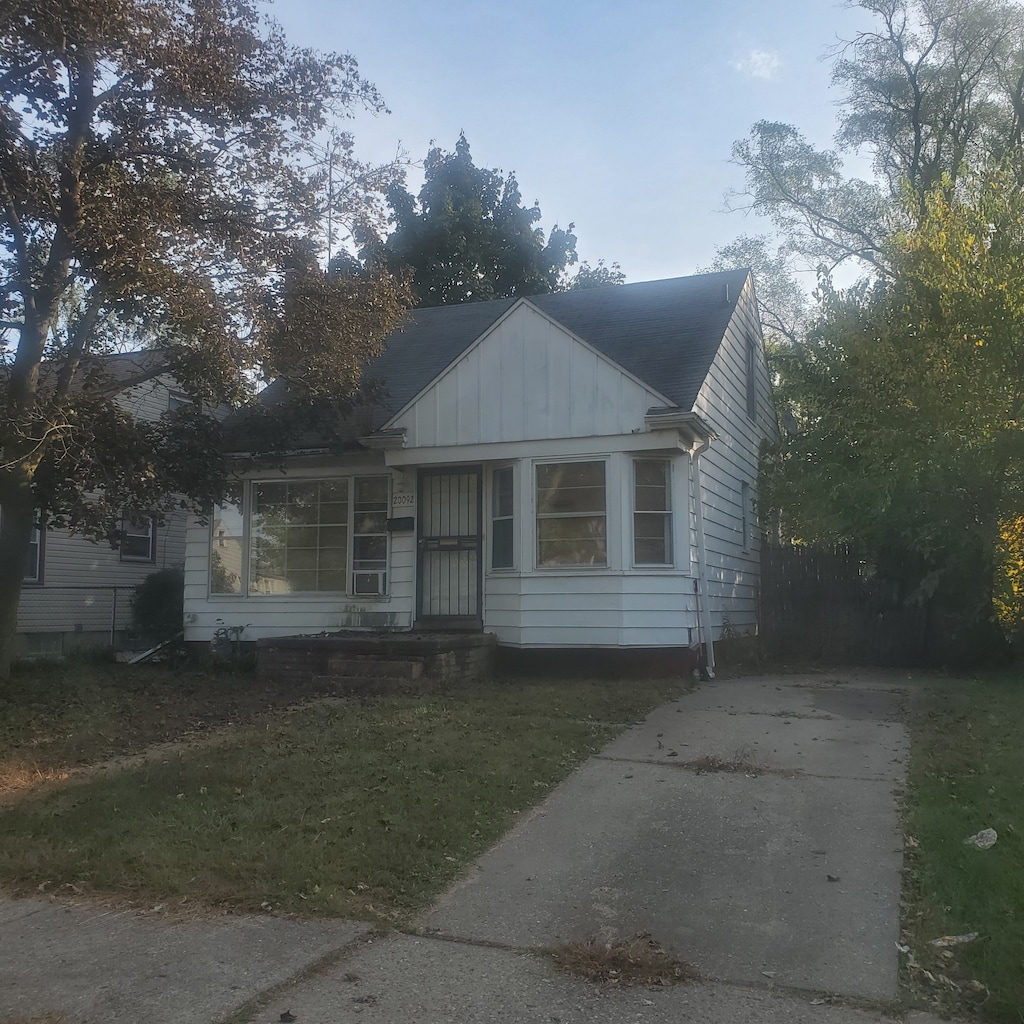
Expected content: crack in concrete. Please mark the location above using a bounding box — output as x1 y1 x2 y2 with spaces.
213 928 380 1024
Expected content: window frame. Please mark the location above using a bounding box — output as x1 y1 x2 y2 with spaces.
632 458 674 567
120 513 157 563
210 475 392 598
490 464 515 571
534 458 608 569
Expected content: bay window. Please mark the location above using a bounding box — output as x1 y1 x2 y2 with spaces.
536 461 607 566
633 459 672 565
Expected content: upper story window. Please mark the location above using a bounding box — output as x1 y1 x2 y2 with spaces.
120 514 156 562
491 466 514 569
633 459 672 565
536 461 607 567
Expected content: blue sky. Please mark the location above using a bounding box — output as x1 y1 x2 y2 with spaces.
268 0 876 283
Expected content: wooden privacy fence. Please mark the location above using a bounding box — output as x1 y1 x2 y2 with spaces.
759 545 939 666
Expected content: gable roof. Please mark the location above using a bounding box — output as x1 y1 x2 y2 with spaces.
226 267 750 452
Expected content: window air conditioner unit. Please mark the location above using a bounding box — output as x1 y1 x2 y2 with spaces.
353 571 386 596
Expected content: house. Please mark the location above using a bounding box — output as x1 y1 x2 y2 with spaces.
12 353 193 656
182 269 776 673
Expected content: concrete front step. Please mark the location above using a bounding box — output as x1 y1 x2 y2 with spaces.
325 655 426 679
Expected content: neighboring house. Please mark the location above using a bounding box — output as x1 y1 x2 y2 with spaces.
12 353 191 655
182 269 776 668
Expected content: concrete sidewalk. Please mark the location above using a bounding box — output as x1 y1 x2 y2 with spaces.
0 672 920 1024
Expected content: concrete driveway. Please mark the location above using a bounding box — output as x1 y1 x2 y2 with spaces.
0 671 920 1024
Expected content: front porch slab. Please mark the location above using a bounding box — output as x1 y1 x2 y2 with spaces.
256 631 497 692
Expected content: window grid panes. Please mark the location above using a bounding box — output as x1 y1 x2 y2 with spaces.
210 501 244 594
633 460 672 565
491 466 514 569
120 514 155 562
536 461 607 567
250 480 350 594
352 477 389 595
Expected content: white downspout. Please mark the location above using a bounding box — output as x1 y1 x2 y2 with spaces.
691 437 716 679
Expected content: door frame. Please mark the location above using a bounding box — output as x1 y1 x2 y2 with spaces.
415 465 484 630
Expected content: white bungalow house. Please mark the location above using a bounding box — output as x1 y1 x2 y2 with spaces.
182 269 776 673
12 353 192 656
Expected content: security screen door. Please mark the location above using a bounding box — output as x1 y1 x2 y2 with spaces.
417 468 482 628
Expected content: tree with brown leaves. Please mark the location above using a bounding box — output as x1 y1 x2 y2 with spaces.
0 0 411 678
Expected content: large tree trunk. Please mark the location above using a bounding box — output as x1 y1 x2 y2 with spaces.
0 474 36 681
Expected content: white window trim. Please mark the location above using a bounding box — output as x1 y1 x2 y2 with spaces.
120 514 157 563
533 456 610 571
210 475 391 599
488 463 516 572
632 458 674 568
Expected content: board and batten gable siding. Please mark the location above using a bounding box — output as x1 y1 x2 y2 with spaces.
691 275 776 638
182 463 415 644
388 301 669 447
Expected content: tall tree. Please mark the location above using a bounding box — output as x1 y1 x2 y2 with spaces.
729 0 1024 276
0 0 411 678
761 166 1024 658
372 134 581 307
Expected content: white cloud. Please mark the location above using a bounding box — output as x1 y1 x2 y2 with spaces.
732 49 782 80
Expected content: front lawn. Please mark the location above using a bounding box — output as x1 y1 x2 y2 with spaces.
902 671 1024 1022
0 664 683 922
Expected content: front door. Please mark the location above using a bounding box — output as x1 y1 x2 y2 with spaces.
417 467 482 629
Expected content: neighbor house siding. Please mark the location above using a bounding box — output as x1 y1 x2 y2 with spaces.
691 277 776 638
15 374 190 650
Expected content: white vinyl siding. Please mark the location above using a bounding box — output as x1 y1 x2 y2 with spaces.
691 277 776 638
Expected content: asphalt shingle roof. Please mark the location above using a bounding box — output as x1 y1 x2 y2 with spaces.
226 268 750 451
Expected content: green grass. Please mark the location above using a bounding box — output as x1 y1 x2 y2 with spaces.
0 658 323 791
0 674 683 922
903 671 1024 1022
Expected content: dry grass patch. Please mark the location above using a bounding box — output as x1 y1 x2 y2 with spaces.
547 936 698 988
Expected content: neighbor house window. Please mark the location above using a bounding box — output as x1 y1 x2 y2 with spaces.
633 459 672 565
25 524 42 582
0 509 44 582
491 466 514 569
249 480 349 594
351 477 389 595
167 391 192 413
536 461 607 566
120 514 156 562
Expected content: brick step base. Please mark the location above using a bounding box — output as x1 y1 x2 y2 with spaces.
325 656 425 679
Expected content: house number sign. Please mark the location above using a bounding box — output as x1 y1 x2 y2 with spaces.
392 493 415 508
